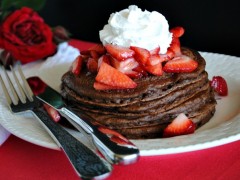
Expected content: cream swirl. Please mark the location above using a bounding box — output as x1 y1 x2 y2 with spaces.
99 5 172 54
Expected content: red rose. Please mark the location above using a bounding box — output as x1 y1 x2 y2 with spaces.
0 7 56 64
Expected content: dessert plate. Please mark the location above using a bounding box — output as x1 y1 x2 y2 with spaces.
1 45 240 156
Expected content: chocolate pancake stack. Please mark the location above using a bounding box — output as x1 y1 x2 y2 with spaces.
61 48 216 139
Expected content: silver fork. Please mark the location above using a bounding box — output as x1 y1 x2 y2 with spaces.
0 64 112 180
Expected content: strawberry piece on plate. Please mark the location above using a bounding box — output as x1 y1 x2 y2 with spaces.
71 55 84 75
170 26 185 38
163 55 198 73
210 76 228 96
105 44 135 61
130 46 150 65
43 104 61 122
163 113 196 137
95 62 137 89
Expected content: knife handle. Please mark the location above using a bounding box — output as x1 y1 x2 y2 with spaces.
61 107 140 165
32 108 112 179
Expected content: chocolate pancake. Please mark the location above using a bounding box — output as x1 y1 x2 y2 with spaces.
61 47 217 139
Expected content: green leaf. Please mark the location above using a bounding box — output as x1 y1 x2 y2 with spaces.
1 0 46 11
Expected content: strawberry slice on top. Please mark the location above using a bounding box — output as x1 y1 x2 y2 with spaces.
71 55 84 75
163 113 196 137
130 46 151 65
105 44 135 61
95 62 137 90
163 55 198 73
170 26 185 38
88 44 106 55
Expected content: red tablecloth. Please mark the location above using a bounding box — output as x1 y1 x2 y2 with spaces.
0 40 240 180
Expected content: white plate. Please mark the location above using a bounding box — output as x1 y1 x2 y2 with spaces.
1 46 240 156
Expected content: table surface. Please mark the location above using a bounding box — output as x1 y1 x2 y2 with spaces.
1 135 240 180
0 40 240 180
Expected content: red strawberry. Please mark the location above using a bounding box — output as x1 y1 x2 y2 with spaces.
95 62 137 89
168 37 181 56
43 104 61 122
130 46 150 65
71 55 84 75
132 65 148 77
105 44 135 61
86 58 98 73
166 49 175 59
210 76 228 96
111 57 138 72
147 54 169 66
93 82 125 90
125 71 143 79
81 49 102 60
170 26 185 38
150 46 160 55
88 44 106 55
98 54 111 68
90 50 100 59
163 55 198 73
145 62 163 76
163 113 196 137
110 57 145 78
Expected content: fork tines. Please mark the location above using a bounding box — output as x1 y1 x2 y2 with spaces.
0 64 34 107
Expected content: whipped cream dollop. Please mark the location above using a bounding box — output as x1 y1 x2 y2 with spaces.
99 5 172 54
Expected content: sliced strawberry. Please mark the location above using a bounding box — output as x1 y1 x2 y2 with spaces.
210 76 228 96
150 46 160 55
95 62 137 89
43 104 61 122
145 62 163 76
80 50 91 56
170 26 185 38
163 113 196 137
98 54 111 69
130 46 150 65
133 65 148 77
87 58 98 73
71 55 84 75
81 50 101 60
124 70 143 79
90 50 100 59
111 57 138 72
88 44 106 55
110 57 148 78
168 37 181 56
147 54 169 66
163 55 198 73
93 82 124 90
105 44 135 61
166 49 175 59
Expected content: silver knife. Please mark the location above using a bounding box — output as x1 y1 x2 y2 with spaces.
28 77 140 165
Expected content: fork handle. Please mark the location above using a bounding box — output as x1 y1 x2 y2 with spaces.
32 108 111 179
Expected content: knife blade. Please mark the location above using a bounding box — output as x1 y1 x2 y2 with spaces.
28 76 140 165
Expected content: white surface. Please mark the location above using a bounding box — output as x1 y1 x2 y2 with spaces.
0 47 240 156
